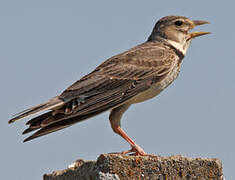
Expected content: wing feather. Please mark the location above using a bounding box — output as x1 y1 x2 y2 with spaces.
21 42 179 141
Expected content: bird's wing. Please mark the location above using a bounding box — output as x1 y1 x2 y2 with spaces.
20 42 178 142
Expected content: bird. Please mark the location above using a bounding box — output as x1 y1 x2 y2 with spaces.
9 15 210 155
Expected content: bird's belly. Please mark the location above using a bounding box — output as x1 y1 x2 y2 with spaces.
129 66 180 104
129 83 164 104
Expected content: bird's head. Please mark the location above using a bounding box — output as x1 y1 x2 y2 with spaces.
148 16 210 55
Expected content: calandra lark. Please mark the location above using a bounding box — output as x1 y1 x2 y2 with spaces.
9 16 210 155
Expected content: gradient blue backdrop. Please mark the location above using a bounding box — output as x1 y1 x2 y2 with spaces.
1 1 234 179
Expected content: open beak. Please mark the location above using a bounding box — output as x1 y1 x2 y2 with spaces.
189 20 210 38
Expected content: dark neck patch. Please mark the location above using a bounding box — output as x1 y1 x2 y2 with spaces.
163 43 185 60
147 36 185 60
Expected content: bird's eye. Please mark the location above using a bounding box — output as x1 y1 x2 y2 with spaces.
174 20 183 26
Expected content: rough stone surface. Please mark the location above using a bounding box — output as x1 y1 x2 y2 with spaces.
43 154 223 180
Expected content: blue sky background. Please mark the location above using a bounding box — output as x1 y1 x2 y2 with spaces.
1 0 234 179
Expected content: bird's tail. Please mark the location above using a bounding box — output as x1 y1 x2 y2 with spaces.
8 96 64 124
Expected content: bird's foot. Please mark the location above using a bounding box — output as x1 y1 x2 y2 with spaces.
121 145 146 156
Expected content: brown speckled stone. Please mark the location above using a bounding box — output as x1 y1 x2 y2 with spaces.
43 154 223 180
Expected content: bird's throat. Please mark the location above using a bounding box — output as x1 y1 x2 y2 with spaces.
165 39 191 56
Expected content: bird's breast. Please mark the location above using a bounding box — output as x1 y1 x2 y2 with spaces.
130 61 181 104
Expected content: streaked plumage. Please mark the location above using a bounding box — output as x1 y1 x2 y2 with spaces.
9 16 209 155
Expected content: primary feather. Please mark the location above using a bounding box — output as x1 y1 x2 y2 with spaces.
8 97 64 124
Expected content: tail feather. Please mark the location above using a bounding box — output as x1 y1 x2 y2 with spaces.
22 127 39 135
26 111 52 125
8 97 64 124
22 111 67 135
22 112 53 135
23 105 109 142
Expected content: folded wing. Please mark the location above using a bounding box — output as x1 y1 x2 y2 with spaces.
9 42 176 142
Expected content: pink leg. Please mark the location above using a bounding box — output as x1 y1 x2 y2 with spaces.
112 125 146 156
109 104 146 156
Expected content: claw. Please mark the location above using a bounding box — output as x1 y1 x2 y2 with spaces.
121 146 146 156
